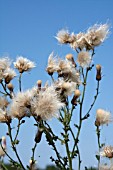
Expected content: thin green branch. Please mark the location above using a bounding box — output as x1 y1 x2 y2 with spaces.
96 125 101 168
63 110 72 170
7 123 26 170
71 68 89 167
51 75 55 82
34 117 65 169
0 161 8 170
1 82 12 98
0 143 17 166
82 80 100 120
44 128 65 168
29 142 37 170
0 91 7 95
32 143 37 160
14 120 21 142
19 73 22 92
76 145 81 170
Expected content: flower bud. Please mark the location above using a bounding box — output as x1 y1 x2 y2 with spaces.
37 80 42 90
71 89 81 105
65 53 77 67
2 136 6 149
96 64 102 81
74 89 81 98
7 83 14 92
35 128 43 143
29 159 36 170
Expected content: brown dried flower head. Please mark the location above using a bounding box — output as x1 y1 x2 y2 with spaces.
7 83 14 92
74 89 81 98
96 64 102 81
65 54 77 67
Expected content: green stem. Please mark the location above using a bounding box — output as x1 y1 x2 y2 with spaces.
1 82 12 98
71 68 88 168
65 140 72 170
63 110 72 170
68 105 75 124
82 80 100 120
96 125 101 168
14 120 21 142
0 143 16 165
76 145 81 170
32 143 37 160
30 142 37 170
19 73 22 92
51 75 55 82
0 91 7 95
34 118 65 169
7 123 26 170
0 161 8 170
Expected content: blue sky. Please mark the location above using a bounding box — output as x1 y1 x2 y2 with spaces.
0 0 113 169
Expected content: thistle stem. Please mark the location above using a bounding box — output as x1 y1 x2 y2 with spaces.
63 109 72 170
0 161 8 170
29 142 37 170
82 80 100 120
0 143 16 165
19 73 22 92
7 123 26 170
14 119 21 142
71 68 88 168
96 125 101 168
77 145 81 170
1 82 12 98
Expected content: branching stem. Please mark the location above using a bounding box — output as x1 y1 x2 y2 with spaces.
7 123 26 170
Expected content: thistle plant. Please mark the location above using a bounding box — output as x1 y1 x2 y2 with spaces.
0 22 112 170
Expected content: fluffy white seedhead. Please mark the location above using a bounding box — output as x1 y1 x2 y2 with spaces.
0 97 9 110
3 68 16 83
14 56 35 73
55 79 77 96
86 23 110 47
57 59 81 84
10 88 37 119
58 59 72 74
100 146 113 159
56 29 71 44
46 52 59 75
99 165 112 170
70 32 88 50
32 85 65 120
0 109 7 122
0 97 11 123
0 57 11 71
95 109 112 126
77 51 92 68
